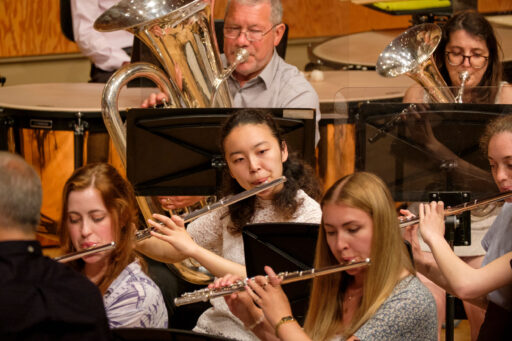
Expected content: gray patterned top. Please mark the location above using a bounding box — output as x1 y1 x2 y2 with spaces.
330 276 437 341
103 261 168 329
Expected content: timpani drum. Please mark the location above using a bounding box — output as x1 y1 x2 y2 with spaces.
306 70 415 190
309 29 405 70
0 83 155 230
310 24 512 72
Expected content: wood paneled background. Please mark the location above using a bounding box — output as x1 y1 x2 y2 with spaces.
0 0 510 58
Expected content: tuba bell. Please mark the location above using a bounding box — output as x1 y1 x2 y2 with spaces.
94 0 248 284
376 23 455 103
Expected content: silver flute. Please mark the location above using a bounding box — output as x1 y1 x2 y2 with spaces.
135 176 287 241
53 241 117 263
174 258 371 306
399 190 512 228
54 177 286 262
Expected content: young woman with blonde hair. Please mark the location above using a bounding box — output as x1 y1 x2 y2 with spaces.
219 172 437 340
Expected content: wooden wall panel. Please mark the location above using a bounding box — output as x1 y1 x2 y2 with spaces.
0 0 510 59
214 0 411 38
0 0 79 58
479 0 512 12
282 1 411 38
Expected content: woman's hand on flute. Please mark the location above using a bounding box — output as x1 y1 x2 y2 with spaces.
148 213 199 257
418 201 446 246
217 274 265 330
245 266 292 328
401 209 425 265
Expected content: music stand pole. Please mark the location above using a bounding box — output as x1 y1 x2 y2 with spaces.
72 112 87 169
444 215 457 341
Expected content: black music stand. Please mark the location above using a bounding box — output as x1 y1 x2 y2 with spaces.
356 102 511 202
242 222 320 325
112 328 232 341
126 107 316 196
356 101 511 341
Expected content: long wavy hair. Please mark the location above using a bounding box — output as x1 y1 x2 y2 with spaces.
218 109 322 233
303 172 415 340
434 10 503 103
58 163 143 294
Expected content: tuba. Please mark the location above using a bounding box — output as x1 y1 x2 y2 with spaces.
94 0 248 284
376 23 455 103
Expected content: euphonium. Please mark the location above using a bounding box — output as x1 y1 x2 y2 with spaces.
377 23 455 103
94 0 248 285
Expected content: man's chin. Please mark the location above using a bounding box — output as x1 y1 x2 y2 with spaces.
235 65 257 76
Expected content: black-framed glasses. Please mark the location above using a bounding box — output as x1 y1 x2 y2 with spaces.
223 24 278 42
445 51 489 69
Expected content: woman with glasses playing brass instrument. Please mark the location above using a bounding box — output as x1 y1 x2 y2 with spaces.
137 109 322 340
218 172 437 341
405 115 512 340
402 10 512 340
404 10 512 104
58 163 168 329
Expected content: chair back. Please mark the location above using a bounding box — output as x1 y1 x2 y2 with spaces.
60 0 74 42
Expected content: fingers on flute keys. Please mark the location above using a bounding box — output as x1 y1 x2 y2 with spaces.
246 276 271 305
148 213 184 237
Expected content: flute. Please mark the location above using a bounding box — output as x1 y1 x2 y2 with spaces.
53 241 116 263
399 190 512 228
52 177 286 263
174 258 371 306
135 176 287 241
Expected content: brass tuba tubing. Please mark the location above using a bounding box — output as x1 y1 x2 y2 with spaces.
54 241 117 263
94 0 248 285
399 191 512 228
174 258 371 306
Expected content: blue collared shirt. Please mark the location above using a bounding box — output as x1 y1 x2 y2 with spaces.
225 50 321 144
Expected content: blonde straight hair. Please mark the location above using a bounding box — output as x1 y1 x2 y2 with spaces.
303 172 415 340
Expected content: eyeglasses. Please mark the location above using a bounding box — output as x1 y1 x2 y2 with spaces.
445 51 489 69
223 24 278 42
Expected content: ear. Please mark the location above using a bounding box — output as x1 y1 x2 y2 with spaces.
273 23 285 47
281 141 289 163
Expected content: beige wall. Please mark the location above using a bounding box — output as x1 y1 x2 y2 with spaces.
0 38 320 86
0 54 90 86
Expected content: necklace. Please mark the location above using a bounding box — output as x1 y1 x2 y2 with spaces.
345 287 363 301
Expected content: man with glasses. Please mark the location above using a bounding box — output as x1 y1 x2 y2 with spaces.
145 0 321 212
221 0 320 143
144 0 320 144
